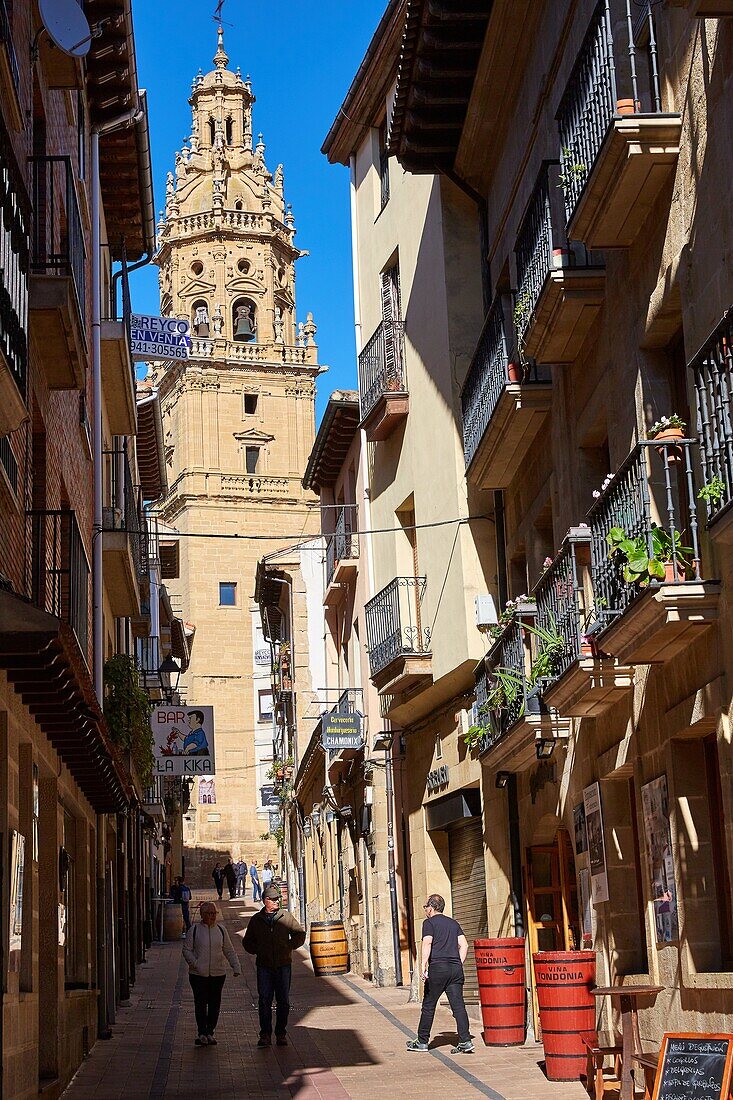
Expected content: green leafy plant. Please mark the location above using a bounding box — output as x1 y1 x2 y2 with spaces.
698 475 727 509
513 292 532 337
607 524 695 587
558 146 587 189
524 617 567 686
104 654 154 787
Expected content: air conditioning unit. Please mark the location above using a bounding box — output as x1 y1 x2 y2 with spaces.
103 506 123 531
475 593 498 632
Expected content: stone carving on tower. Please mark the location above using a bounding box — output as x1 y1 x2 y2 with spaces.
151 27 322 882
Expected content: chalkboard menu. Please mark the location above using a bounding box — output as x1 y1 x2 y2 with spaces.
653 1034 733 1100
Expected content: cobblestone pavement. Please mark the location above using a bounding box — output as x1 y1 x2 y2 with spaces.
62 895 589 1099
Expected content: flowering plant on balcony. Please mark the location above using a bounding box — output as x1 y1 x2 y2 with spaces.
487 594 533 640
526 617 567 686
647 414 685 439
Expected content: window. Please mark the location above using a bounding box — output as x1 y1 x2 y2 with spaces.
225 117 233 145
244 393 258 416
245 446 259 474
378 121 390 209
62 810 77 983
435 734 443 761
258 689 273 723
219 582 237 606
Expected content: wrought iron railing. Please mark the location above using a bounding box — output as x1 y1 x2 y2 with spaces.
0 116 30 403
26 509 90 657
533 533 591 683
461 296 550 469
0 433 18 493
557 0 665 226
102 449 148 577
477 617 531 755
691 308 733 523
29 155 86 325
136 635 160 677
143 775 165 807
588 438 702 628
357 320 407 422
330 687 364 716
365 576 429 679
325 504 359 586
0 0 20 94
379 136 390 209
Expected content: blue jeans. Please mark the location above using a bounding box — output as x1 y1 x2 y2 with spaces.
251 877 262 901
257 963 291 1038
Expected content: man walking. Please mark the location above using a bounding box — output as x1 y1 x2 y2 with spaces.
170 875 192 932
406 894 473 1054
249 859 262 902
243 884 305 1047
183 901 241 1047
236 858 247 897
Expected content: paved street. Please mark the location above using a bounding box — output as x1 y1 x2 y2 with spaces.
62 897 588 1100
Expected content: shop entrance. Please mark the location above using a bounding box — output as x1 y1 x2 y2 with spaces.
525 829 579 1031
449 818 487 1002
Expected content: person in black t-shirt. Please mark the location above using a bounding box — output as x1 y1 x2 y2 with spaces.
406 893 473 1055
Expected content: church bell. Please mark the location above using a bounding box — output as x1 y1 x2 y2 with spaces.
234 305 255 342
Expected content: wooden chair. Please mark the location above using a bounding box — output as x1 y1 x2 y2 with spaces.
581 1031 624 1100
631 1051 660 1100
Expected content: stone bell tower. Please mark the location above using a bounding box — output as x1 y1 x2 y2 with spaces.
153 27 321 883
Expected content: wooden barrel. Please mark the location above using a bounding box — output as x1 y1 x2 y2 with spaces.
533 951 596 1081
474 937 526 1046
309 920 349 976
162 903 183 942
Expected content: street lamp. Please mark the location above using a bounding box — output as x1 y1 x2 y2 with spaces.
158 654 181 703
495 771 511 789
536 737 555 759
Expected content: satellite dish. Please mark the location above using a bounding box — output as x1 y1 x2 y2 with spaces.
38 0 92 58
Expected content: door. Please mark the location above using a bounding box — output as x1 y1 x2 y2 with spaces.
449 818 488 1002
525 830 579 1033
380 264 403 387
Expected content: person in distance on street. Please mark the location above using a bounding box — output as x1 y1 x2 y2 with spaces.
183 901 241 1047
406 893 474 1055
223 859 238 899
243 884 306 1048
212 861 224 900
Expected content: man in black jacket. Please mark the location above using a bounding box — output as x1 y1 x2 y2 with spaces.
406 893 473 1054
243 885 306 1047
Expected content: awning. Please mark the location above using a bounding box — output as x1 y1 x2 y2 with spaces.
170 617 191 672
135 386 167 501
0 590 131 812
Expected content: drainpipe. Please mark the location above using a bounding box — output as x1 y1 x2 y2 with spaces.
507 774 524 937
384 740 403 986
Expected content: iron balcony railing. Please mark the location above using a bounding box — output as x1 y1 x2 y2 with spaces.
461 296 550 469
365 576 429 679
477 618 531 755
691 308 733 524
26 509 90 658
325 504 359 587
0 115 30 403
357 319 407 423
514 163 600 349
143 775 165 807
557 0 665 226
533 532 592 684
0 434 18 493
0 0 20 94
588 438 702 628
29 155 86 326
102 449 148 577
136 635 161 678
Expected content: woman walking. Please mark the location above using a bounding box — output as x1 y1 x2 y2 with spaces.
182 902 241 1046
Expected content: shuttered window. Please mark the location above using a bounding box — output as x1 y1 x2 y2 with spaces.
449 818 488 1002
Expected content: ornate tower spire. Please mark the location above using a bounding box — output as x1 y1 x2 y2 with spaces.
214 24 228 70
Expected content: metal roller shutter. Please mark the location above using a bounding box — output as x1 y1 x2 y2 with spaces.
449 818 488 1002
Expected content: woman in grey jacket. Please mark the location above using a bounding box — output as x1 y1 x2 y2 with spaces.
182 901 241 1046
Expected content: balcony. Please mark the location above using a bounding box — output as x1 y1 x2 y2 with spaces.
533 530 633 718
473 611 570 770
515 163 605 365
365 577 432 694
324 505 359 605
0 0 21 129
688 0 733 11
102 449 148 617
29 156 86 388
102 247 136 435
461 296 551 488
0 118 30 434
357 320 408 442
691 307 733 543
588 438 720 664
26 509 90 660
142 775 166 820
136 635 164 700
557 0 682 249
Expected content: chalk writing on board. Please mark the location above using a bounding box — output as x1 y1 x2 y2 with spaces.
656 1036 731 1100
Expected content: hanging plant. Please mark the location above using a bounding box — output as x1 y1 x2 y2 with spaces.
103 654 154 787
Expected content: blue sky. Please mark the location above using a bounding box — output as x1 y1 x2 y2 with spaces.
132 0 384 417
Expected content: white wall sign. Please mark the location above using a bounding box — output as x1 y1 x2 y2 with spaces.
583 781 609 904
130 313 190 361
151 706 216 775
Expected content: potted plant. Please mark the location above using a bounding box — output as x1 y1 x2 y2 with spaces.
647 414 686 463
698 475 727 513
525 617 567 688
607 524 695 587
616 98 640 115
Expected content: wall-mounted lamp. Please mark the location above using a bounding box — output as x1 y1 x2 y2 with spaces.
325 809 335 824
311 806 321 827
302 820 312 838
536 738 555 760
495 771 511 789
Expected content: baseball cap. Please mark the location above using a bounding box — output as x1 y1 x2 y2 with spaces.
263 885 280 901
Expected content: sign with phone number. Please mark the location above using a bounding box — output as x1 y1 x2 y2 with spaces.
130 313 191 362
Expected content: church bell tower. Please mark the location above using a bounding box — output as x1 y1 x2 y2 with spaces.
153 27 321 880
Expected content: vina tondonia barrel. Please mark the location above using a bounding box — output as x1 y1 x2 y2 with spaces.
474 937 526 1046
533 951 596 1081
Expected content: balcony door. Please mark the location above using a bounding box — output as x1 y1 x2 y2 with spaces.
380 263 402 387
525 830 579 1034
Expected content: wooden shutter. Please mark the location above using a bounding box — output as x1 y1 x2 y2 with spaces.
449 818 487 1002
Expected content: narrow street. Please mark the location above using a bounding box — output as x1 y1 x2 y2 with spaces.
62 897 587 1100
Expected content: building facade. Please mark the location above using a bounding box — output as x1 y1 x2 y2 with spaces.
153 28 322 883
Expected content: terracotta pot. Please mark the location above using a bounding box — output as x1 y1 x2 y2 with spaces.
580 640 596 660
616 98 639 115
652 426 684 464
507 362 522 383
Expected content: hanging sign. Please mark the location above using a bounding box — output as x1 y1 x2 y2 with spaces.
130 313 191 361
260 784 279 809
651 1034 733 1100
151 706 215 775
582 781 609 904
322 712 363 752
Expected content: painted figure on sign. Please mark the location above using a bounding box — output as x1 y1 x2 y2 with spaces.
184 711 210 756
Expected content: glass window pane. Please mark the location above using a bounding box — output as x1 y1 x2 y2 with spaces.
219 582 236 606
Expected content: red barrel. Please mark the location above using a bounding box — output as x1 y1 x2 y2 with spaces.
474 938 526 1046
533 951 596 1081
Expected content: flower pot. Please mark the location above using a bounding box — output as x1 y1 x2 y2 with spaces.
652 426 684 464
662 558 697 584
616 98 639 115
507 362 522 383
580 639 596 660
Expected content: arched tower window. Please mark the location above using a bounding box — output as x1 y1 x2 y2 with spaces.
208 118 216 146
225 117 233 145
235 199 243 211
192 299 210 338
232 297 256 343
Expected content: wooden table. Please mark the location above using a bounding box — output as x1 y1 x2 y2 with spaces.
592 986 663 1100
